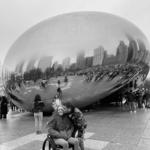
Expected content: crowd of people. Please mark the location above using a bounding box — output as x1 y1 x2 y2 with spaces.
76 64 143 82
121 87 150 113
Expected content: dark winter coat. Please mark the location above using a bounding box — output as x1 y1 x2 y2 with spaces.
33 100 44 113
127 91 135 102
69 108 87 138
1 96 8 114
47 113 74 140
70 108 87 129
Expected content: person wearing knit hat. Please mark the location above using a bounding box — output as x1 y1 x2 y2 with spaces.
47 104 80 150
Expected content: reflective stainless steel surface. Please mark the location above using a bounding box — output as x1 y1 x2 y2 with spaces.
2 12 150 112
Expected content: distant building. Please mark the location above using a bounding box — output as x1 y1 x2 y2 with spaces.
52 61 59 71
102 50 117 65
137 49 145 63
127 40 138 62
143 50 149 63
85 56 93 67
0 62 2 83
38 56 53 72
69 63 76 71
116 41 128 64
62 57 70 70
137 40 148 63
76 50 85 69
15 61 25 73
26 59 36 72
2 67 10 81
145 51 150 64
93 46 105 66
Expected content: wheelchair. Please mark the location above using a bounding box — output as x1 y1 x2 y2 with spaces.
42 134 74 150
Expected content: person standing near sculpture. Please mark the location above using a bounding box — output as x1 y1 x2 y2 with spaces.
64 76 68 84
0 96 8 119
127 89 137 113
57 80 62 98
62 101 87 150
0 96 2 119
33 94 45 134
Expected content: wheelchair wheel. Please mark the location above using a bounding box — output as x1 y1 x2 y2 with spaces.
42 138 56 150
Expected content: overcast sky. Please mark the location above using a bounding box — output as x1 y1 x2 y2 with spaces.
0 0 150 67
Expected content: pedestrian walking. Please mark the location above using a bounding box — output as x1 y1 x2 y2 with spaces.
64 75 68 84
0 96 2 119
0 96 8 119
33 94 45 134
57 80 62 98
127 89 136 113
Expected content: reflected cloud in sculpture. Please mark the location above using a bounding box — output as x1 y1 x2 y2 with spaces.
3 12 150 112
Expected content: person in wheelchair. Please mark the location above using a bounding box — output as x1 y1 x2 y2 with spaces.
47 106 80 150
62 102 87 150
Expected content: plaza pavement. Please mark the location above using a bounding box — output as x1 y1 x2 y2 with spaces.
0 106 150 150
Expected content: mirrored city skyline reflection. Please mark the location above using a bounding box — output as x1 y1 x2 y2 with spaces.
3 12 150 72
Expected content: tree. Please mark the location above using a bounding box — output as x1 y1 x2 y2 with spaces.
44 67 52 79
55 65 63 76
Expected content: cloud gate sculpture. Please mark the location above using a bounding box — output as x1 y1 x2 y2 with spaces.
3 11 150 112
